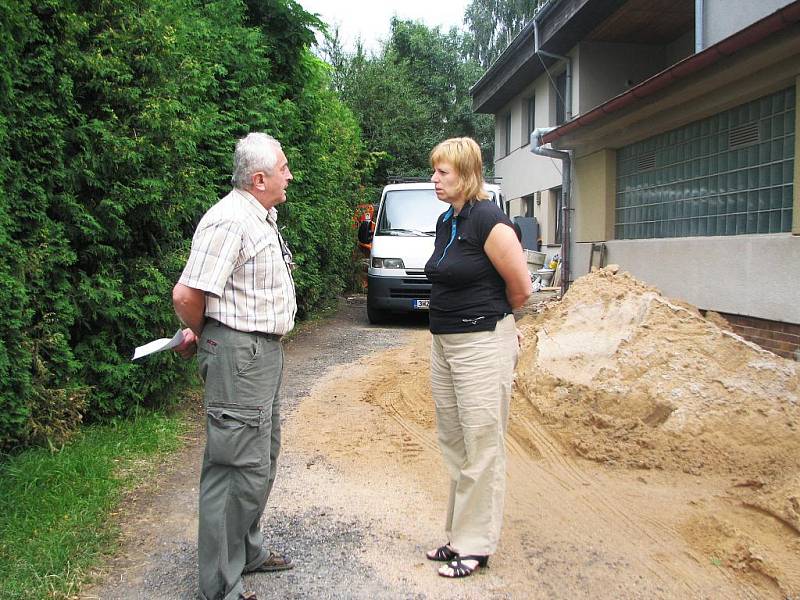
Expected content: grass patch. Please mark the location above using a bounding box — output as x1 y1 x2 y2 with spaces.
0 411 187 599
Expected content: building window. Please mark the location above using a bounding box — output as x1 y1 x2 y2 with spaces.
553 187 563 244
503 112 512 157
555 72 567 125
524 194 535 217
615 87 795 239
526 96 536 143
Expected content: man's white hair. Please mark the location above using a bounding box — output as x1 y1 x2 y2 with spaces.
231 132 282 189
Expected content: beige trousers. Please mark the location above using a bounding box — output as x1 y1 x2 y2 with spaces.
429 314 519 556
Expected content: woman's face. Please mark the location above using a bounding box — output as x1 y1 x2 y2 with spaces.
431 161 463 204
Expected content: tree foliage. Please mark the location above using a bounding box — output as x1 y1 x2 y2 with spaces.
325 19 494 183
0 0 370 451
464 0 546 69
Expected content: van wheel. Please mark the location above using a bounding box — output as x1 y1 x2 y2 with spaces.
367 303 387 324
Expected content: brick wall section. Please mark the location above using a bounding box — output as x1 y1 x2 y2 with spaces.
710 312 800 361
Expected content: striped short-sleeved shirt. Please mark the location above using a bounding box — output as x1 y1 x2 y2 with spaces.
179 189 297 335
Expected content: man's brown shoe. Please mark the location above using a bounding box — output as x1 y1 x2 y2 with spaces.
248 551 294 572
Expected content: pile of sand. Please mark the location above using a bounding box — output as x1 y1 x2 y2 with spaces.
514 266 800 531
288 276 799 596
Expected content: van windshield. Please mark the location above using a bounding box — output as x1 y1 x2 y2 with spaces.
376 189 500 236
376 189 448 236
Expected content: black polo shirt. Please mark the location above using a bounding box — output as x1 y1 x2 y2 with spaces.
424 199 514 334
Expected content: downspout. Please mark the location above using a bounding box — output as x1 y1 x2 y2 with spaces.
530 127 571 295
533 9 572 120
695 0 704 52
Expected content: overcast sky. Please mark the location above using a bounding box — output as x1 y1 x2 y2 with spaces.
298 0 471 54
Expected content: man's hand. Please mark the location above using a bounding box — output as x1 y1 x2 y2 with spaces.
173 327 198 359
172 283 206 358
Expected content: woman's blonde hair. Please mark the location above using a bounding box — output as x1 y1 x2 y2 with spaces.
430 137 489 201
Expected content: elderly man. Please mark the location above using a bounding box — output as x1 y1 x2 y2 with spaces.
173 132 296 600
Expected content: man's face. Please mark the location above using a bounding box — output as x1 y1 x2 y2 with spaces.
255 148 293 208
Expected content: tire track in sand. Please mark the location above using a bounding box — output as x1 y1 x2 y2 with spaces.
506 410 762 598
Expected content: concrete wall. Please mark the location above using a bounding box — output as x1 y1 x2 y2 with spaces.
495 148 563 203
494 78 554 160
566 72 799 326
506 196 525 217
495 149 563 245
493 74 564 235
666 30 694 65
573 149 616 242
704 0 794 48
554 48 578 123
572 234 800 324
577 42 666 113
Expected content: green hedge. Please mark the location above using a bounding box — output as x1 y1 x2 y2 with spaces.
0 0 370 451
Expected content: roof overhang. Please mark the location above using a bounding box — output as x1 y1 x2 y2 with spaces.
470 0 629 114
542 1 800 154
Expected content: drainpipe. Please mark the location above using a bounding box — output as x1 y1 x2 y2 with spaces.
695 0 704 52
533 10 572 120
530 127 571 296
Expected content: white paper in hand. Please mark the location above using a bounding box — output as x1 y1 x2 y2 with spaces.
132 329 185 361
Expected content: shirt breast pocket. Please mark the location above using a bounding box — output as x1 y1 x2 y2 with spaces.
249 237 281 291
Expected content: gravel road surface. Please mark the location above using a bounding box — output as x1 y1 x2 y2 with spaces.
81 296 424 600
80 289 766 600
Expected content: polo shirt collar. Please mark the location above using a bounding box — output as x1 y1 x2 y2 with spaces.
443 200 476 223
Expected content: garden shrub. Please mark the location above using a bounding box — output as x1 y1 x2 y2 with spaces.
0 0 370 450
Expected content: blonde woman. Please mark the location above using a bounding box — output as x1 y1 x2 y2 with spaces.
423 137 531 578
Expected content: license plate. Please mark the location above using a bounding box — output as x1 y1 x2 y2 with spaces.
413 299 430 310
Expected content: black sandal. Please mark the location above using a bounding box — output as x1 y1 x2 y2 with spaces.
438 555 489 578
426 544 458 562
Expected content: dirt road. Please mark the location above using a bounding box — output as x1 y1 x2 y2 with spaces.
82 279 799 599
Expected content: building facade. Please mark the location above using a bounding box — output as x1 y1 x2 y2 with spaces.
471 0 799 358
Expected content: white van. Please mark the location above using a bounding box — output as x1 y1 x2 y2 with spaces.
366 180 503 323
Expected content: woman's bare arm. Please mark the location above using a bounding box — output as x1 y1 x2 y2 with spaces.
484 223 532 309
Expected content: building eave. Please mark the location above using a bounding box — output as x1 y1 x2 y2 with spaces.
542 0 800 146
470 0 627 114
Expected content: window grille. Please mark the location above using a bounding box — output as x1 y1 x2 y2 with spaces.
637 152 656 171
729 122 760 149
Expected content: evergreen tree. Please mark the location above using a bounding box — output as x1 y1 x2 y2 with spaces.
464 0 546 68
0 0 370 450
325 19 494 181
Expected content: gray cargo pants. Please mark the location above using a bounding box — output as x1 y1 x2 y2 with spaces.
197 320 284 600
